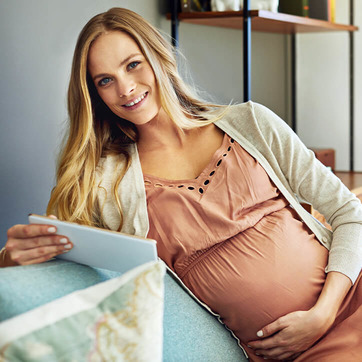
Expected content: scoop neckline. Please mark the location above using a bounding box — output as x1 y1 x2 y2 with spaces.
143 132 232 185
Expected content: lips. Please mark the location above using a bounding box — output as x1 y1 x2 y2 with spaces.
123 92 148 107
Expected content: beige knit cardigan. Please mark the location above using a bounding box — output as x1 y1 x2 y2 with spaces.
96 101 362 284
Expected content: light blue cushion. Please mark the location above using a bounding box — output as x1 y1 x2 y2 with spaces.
0 261 165 361
0 260 247 361
0 260 120 320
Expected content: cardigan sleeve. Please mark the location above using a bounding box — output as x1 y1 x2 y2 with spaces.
252 102 362 283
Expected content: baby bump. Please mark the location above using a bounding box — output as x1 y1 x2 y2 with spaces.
181 208 329 343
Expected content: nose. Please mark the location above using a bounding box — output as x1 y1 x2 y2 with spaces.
117 75 136 97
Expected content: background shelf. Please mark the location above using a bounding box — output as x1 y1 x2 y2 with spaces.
170 10 358 34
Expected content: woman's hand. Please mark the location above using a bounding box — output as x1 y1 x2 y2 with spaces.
248 271 352 360
5 216 73 266
247 307 333 360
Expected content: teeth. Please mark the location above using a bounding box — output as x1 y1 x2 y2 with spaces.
124 93 146 107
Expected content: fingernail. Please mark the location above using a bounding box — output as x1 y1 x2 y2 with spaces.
257 330 263 337
247 345 252 348
64 244 72 249
48 227 56 233
59 238 68 244
62 250 70 253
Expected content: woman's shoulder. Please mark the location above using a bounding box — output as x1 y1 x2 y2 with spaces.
223 101 280 120
97 153 125 171
221 101 293 135
217 101 281 131
215 101 297 151
96 145 135 182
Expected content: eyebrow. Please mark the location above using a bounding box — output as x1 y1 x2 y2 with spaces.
92 53 142 81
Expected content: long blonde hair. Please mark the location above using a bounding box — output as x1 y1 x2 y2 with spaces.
47 7 227 229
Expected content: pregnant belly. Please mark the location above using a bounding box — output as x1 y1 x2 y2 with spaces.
180 208 328 343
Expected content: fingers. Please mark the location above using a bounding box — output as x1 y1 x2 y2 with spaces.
252 348 295 361
283 352 302 361
257 316 287 339
6 224 71 252
7 234 69 251
7 223 59 240
21 254 59 266
249 334 288 351
251 347 299 361
6 219 73 266
248 318 290 360
249 340 296 360
12 245 72 265
9 243 72 265
248 319 287 350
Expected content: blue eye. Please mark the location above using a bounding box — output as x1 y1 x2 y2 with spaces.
128 61 140 70
98 77 112 87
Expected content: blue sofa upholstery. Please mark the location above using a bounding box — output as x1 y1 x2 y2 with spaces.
0 260 247 361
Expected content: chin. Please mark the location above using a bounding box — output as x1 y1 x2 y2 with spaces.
133 111 163 127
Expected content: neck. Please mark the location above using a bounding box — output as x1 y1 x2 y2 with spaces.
136 108 188 153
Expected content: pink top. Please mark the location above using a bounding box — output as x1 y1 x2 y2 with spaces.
145 134 290 273
144 133 362 361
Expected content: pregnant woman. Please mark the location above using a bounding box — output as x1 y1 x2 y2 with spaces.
3 8 362 361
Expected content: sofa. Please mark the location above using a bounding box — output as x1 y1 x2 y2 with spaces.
0 259 247 361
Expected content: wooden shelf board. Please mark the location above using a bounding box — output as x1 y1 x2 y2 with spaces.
170 10 358 34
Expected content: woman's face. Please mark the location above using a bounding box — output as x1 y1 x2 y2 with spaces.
88 31 162 126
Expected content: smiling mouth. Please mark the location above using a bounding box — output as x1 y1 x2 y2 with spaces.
123 92 148 107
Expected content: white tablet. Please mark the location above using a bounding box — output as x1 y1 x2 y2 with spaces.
28 214 158 274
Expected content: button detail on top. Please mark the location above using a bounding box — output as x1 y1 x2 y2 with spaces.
143 136 234 194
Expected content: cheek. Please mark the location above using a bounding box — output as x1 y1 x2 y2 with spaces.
147 74 159 101
142 65 157 87
98 90 117 108
146 71 156 85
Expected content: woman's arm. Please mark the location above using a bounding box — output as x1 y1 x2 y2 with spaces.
251 102 362 284
247 271 352 360
313 270 352 320
245 103 360 359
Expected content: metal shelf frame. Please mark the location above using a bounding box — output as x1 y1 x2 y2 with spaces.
170 0 356 170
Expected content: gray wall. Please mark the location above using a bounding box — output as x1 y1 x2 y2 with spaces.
0 0 163 247
297 0 362 171
158 20 290 120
